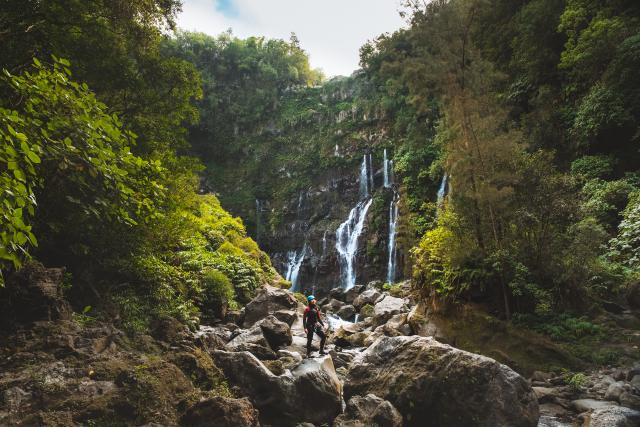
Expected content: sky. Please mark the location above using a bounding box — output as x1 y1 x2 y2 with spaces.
177 0 407 77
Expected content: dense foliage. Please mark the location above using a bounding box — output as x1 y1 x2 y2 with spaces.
0 1 279 331
359 0 640 319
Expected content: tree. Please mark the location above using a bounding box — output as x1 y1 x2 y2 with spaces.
0 58 165 284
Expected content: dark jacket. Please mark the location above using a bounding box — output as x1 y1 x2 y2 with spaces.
303 305 324 330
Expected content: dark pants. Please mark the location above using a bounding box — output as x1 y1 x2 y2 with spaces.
306 324 326 354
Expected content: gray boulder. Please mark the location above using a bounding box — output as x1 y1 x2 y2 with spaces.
243 286 298 328
372 296 408 326
344 336 538 427
333 394 403 427
259 315 292 349
226 325 277 360
588 405 640 427
606 381 632 403
336 305 356 320
353 289 382 310
181 396 261 427
213 351 341 426
345 285 365 304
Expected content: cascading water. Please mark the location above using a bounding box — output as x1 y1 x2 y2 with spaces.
337 155 373 289
321 230 328 258
336 199 373 289
367 153 374 193
437 174 448 210
359 155 369 198
386 192 399 284
285 245 306 291
383 149 390 188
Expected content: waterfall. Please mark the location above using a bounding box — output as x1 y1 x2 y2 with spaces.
285 245 306 291
321 230 328 258
367 153 374 193
296 191 304 217
354 313 360 323
437 174 448 209
359 155 369 198
336 198 373 289
383 149 390 188
386 192 399 284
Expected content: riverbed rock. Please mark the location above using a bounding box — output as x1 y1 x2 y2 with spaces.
572 399 616 412
226 325 277 359
1 262 71 327
344 285 364 304
258 315 292 349
372 296 408 326
344 335 539 427
620 391 640 410
353 289 382 309
243 286 298 328
181 396 261 426
606 381 632 402
333 394 403 427
588 405 640 427
274 310 297 327
337 305 356 320
213 350 341 426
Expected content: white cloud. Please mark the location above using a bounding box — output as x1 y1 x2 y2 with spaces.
177 0 407 77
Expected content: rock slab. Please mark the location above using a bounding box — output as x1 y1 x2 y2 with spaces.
344 335 539 427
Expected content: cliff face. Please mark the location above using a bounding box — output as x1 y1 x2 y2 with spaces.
264 160 402 296
202 74 412 296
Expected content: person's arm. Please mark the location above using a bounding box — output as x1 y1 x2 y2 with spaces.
303 308 308 331
317 308 325 326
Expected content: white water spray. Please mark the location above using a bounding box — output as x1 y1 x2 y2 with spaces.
336 198 373 289
285 245 307 291
386 192 399 284
383 149 391 188
359 155 369 198
437 174 448 210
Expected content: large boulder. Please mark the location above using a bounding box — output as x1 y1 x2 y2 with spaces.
258 315 292 349
353 289 382 310
337 305 356 320
344 336 539 427
213 351 341 426
333 394 403 427
181 396 261 426
226 325 277 360
345 285 364 305
372 297 408 326
1 262 71 327
243 286 299 328
588 405 640 427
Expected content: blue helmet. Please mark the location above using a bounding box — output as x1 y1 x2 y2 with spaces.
307 295 315 303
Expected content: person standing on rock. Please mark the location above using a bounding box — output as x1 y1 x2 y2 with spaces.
303 295 327 358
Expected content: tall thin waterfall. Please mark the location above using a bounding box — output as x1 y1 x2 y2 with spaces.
336 198 373 289
386 192 399 284
285 245 306 291
437 174 448 209
321 230 328 258
367 153 374 193
359 155 369 198
383 149 391 188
